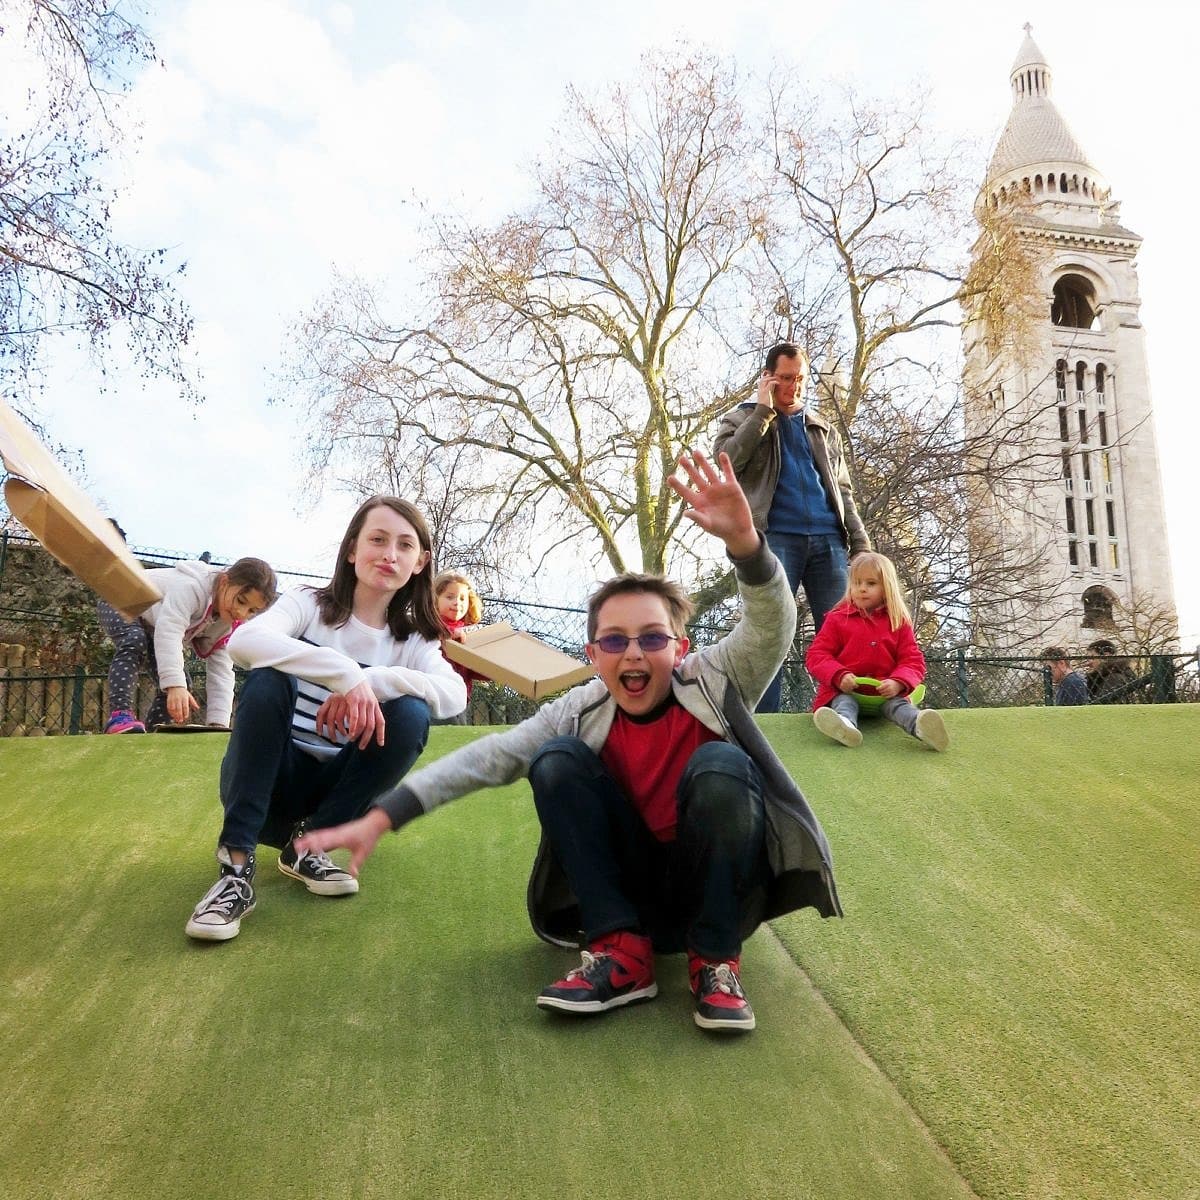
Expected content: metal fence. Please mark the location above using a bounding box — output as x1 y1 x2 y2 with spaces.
2 528 1196 734
2 642 1195 736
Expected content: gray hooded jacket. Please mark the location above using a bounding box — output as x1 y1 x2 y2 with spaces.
375 540 842 947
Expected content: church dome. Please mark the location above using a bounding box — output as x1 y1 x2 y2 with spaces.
987 28 1096 182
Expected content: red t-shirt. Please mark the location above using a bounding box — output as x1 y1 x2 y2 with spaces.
601 698 721 842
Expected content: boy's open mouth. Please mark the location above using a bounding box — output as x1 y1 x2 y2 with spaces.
620 671 650 695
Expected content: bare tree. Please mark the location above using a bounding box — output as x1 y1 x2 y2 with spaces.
1 0 195 414
768 87 1063 646
288 58 1086 652
287 52 773 582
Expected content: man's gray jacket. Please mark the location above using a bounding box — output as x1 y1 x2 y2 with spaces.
374 539 842 947
715 402 871 554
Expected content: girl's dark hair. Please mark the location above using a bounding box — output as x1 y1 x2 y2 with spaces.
222 557 278 607
313 496 442 642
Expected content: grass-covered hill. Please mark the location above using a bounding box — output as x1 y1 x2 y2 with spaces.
1 705 1196 1199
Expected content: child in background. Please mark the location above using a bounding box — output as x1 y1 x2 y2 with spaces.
805 551 949 751
185 495 467 943
296 453 841 1035
433 569 490 724
99 555 278 734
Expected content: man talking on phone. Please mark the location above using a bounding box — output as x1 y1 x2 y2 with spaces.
714 342 870 713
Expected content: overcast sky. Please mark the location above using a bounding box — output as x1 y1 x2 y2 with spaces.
7 0 1198 641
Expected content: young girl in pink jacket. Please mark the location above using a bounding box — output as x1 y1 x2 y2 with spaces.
805 551 949 751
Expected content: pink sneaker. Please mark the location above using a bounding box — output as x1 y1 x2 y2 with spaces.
104 710 146 734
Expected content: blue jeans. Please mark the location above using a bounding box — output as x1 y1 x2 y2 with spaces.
759 531 850 713
217 668 430 852
528 736 770 958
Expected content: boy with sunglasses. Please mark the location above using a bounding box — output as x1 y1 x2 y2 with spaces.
298 452 840 1033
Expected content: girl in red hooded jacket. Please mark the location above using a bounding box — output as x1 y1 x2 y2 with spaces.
433 569 490 724
805 551 949 751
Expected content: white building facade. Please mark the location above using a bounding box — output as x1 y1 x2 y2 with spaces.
962 27 1177 650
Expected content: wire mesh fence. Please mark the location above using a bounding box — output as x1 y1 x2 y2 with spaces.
2 644 1195 737
2 528 1196 735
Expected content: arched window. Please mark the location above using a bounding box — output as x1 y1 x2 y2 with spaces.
1052 275 1099 329
1081 586 1117 630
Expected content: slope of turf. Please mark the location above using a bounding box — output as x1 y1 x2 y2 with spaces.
1 734 972 1200
1 707 1195 1199
768 704 1199 1200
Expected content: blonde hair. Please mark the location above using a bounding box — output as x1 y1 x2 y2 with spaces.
844 551 912 632
433 569 483 625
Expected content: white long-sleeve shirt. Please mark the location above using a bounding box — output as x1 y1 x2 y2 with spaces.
228 587 467 758
142 561 236 726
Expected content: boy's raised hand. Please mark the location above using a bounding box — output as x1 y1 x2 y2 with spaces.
668 451 760 559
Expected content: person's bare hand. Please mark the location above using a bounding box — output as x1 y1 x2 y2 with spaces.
295 809 391 877
756 370 778 410
838 673 859 694
166 686 200 723
876 678 903 698
668 450 760 559
314 681 385 749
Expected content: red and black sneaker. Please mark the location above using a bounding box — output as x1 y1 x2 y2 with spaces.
537 930 657 1015
689 952 756 1032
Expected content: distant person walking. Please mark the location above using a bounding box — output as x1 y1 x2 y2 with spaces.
715 342 870 712
1084 639 1137 704
1040 647 1090 706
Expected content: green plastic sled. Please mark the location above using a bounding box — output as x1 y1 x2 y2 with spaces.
853 676 926 712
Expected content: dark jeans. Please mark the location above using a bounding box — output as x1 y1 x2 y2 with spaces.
217 668 430 853
759 531 849 713
528 736 769 959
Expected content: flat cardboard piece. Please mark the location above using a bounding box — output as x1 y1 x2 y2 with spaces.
151 724 230 734
444 622 595 700
0 398 161 618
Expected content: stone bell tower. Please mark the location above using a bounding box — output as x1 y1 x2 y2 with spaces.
962 26 1177 650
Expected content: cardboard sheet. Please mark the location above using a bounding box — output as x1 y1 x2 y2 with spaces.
444 622 595 700
0 398 162 618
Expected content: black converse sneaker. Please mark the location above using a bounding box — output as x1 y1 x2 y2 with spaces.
277 825 358 896
185 847 256 942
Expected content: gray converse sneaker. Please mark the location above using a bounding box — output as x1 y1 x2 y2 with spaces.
814 706 863 747
186 847 256 941
915 709 950 751
278 829 358 896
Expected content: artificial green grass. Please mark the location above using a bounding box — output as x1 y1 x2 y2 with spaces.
1 707 1195 1199
768 704 1200 1200
1 734 972 1200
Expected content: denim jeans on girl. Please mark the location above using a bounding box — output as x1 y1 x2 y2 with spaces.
217 667 430 852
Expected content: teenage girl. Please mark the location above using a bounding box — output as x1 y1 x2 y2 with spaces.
185 496 467 942
805 551 949 751
433 569 490 724
99 555 277 733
